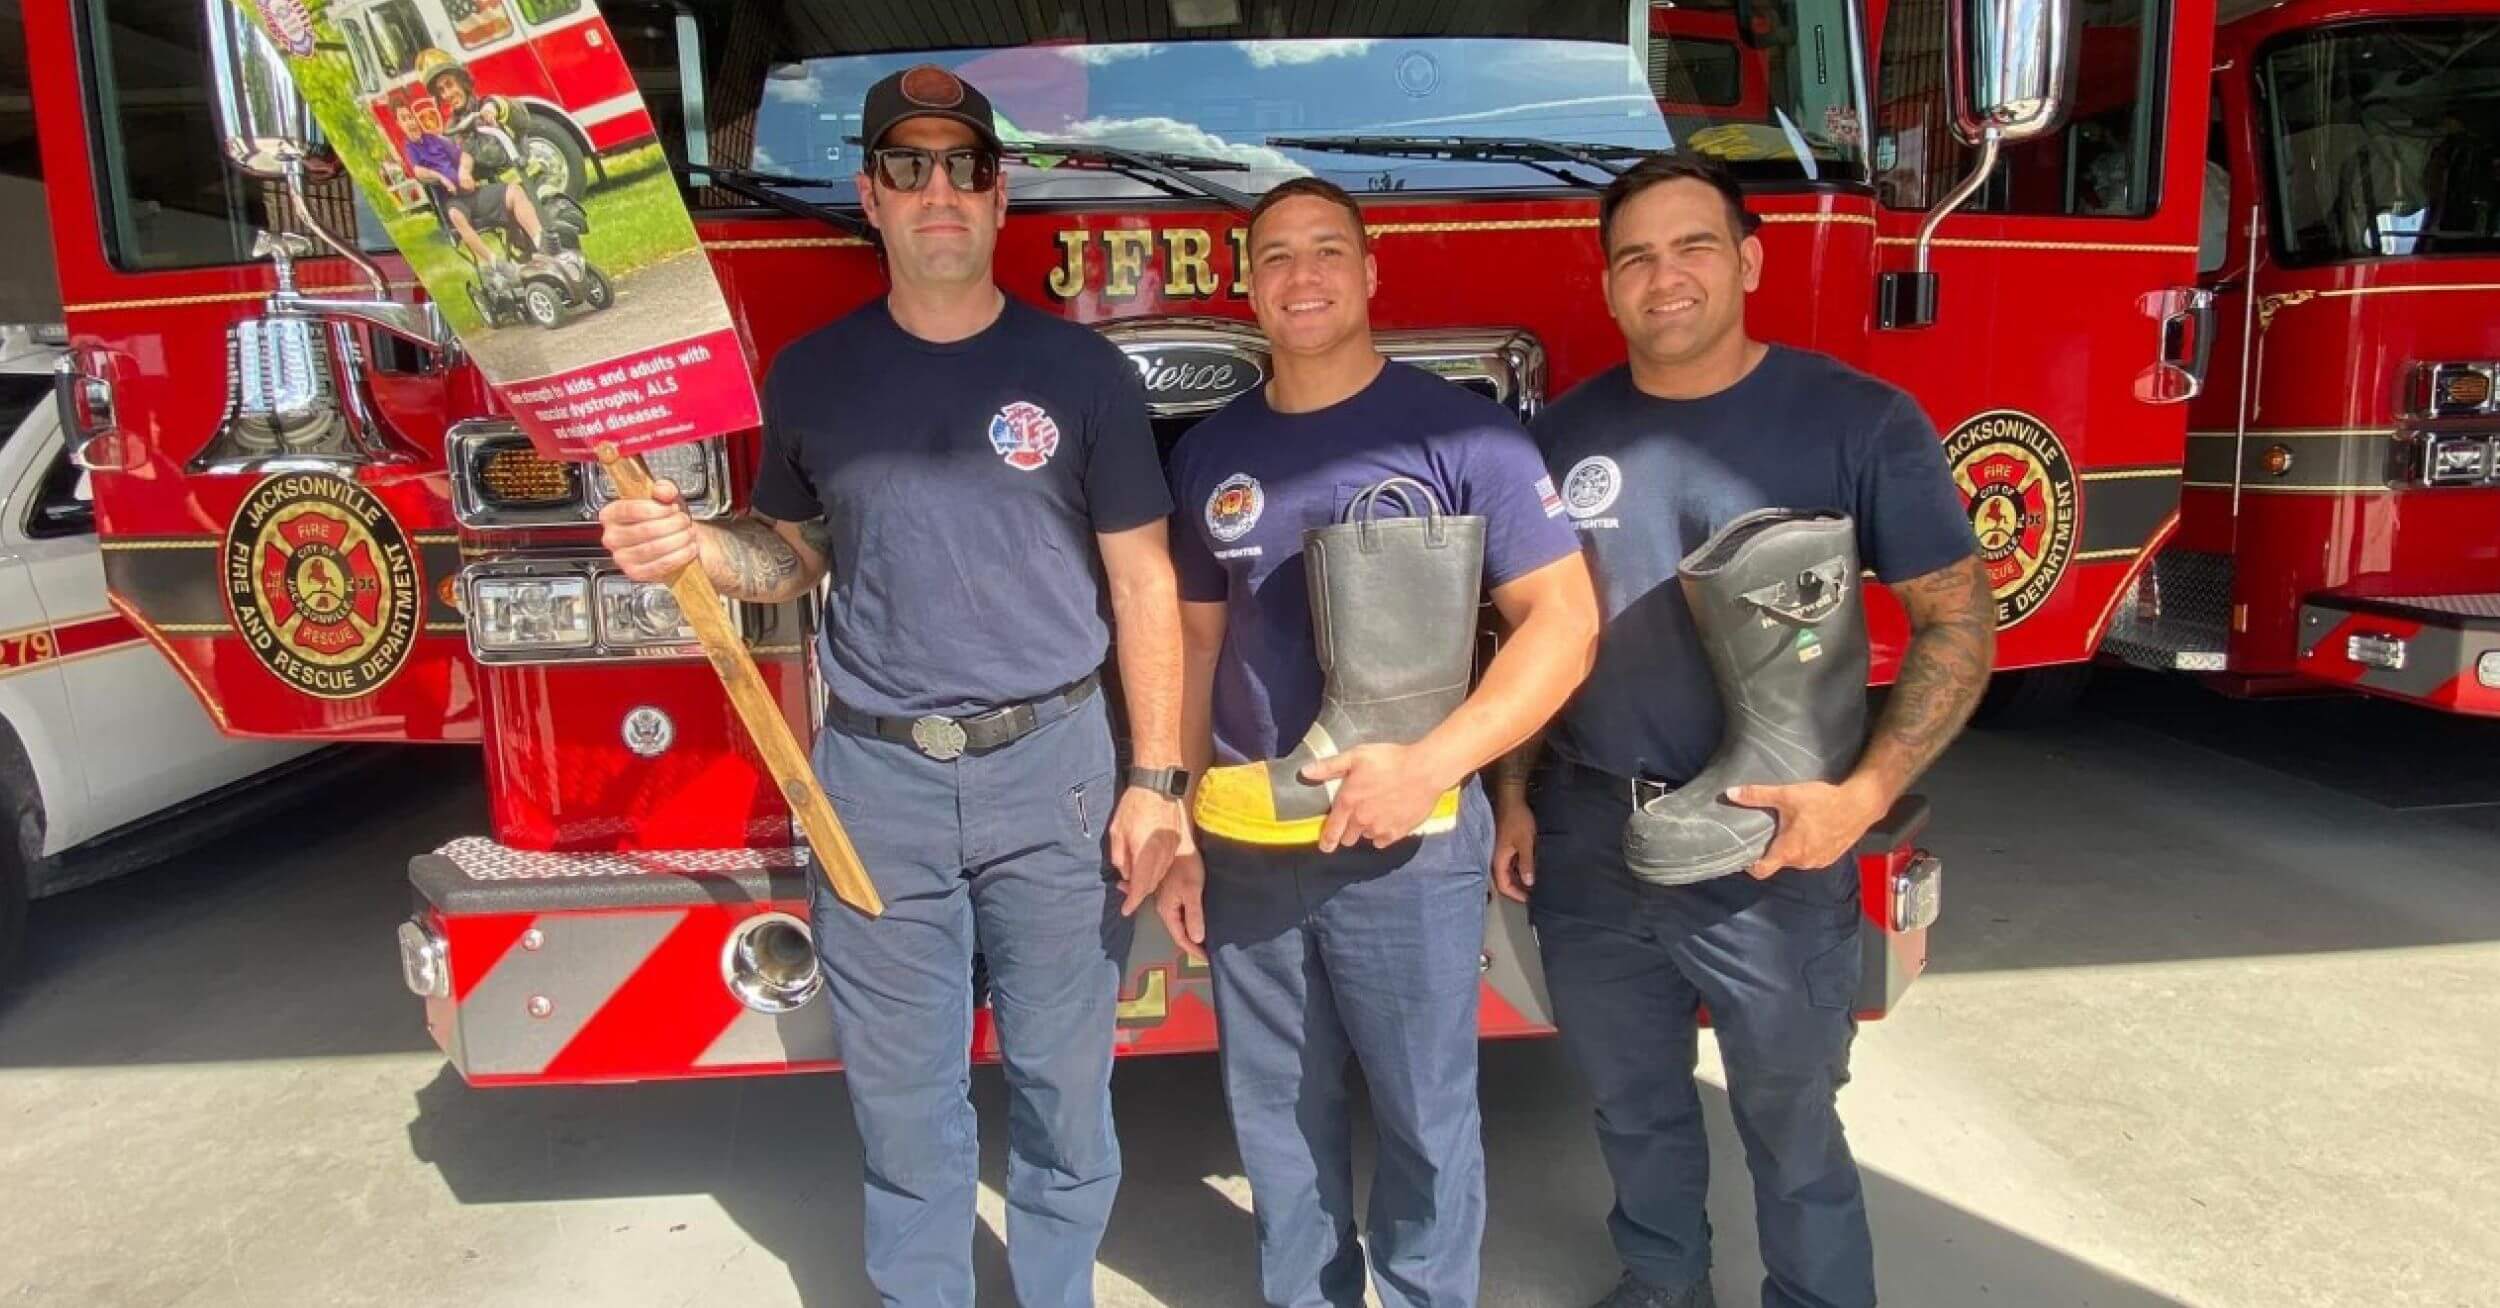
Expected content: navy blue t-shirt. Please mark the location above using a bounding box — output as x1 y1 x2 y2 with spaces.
750 297 1170 717
1533 346 1977 782
1171 362 1581 765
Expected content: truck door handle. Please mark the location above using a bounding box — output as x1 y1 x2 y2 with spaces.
2133 286 2216 405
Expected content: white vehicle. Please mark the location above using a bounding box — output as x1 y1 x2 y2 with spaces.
0 326 319 981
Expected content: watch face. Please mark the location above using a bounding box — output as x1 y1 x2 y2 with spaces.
1132 766 1187 798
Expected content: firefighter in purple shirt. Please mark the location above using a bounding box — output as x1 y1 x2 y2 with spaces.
1160 177 1600 1308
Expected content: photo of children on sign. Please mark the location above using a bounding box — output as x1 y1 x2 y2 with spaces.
241 0 757 460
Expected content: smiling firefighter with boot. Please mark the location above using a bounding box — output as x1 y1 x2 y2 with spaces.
1493 155 1996 1308
1158 178 1599 1308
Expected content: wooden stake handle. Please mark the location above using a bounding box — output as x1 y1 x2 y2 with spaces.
599 446 884 918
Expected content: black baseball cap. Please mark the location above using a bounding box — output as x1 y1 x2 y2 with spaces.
859 64 1001 156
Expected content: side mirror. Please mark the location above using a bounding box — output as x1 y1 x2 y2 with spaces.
202 0 339 182
1950 0 2078 147
1879 0 2078 330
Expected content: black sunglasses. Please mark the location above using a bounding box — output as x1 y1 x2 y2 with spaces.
870 146 1000 193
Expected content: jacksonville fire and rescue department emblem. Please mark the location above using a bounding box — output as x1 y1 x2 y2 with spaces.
1206 473 1264 542
222 473 422 700
1944 409 2077 629
988 401 1061 472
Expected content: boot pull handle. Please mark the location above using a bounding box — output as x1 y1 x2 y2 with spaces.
1740 556 1852 625
1345 476 1448 550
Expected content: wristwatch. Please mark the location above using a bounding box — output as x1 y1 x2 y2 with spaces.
1127 765 1191 800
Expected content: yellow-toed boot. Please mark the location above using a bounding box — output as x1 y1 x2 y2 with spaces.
1192 477 1483 846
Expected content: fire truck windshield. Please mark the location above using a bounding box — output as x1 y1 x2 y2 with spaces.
681 0 1866 208
2258 20 2500 265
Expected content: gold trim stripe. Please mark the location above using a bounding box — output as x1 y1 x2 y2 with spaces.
2308 282 2500 303
2187 428 2384 439
703 236 872 250
1875 236 2198 254
2080 465 2184 481
101 538 219 551
412 532 461 545
2183 480 2391 494
1366 217 1596 235
424 621 467 634
703 214 1872 246
72 215 1879 296
64 280 421 314
151 622 233 634
2074 546 2141 562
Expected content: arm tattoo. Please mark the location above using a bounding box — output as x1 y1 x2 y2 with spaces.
796 518 832 565
1493 733 1542 795
1867 555 1996 790
713 517 803 601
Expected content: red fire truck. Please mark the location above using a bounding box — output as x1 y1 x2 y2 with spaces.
24 0 2220 1085
331 0 660 202
2093 0 2500 718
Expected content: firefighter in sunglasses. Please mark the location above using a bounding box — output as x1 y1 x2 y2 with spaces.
600 66 1187 1307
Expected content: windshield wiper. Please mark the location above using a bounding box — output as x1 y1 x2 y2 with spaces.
675 163 873 238
1000 140 1257 212
1265 134 1652 189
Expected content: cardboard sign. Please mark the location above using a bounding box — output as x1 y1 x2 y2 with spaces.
237 0 757 460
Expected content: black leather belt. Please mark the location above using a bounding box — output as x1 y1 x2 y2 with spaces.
1545 755 1684 807
827 673 1100 761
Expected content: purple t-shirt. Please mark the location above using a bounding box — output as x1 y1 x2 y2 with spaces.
404 132 461 185
1170 361 1580 765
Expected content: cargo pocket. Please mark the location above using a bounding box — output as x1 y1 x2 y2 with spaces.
1803 931 1863 1012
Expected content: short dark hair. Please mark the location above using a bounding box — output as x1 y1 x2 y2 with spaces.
1598 153 1759 254
1248 176 1370 253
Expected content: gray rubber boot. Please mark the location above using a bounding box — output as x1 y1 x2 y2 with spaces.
1193 477 1485 846
1622 508 1870 884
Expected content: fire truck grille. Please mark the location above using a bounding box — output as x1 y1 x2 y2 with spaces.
2104 550 2234 672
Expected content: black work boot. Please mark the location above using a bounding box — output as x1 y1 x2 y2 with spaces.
1622 508 1870 885
1592 1270 1719 1308
1193 477 1483 845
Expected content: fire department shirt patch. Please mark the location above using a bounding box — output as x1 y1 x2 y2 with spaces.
988 400 1062 471
1562 455 1622 520
1206 473 1264 542
1944 409 2077 629
223 473 422 700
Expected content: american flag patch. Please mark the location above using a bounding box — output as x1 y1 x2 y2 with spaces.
1535 474 1565 517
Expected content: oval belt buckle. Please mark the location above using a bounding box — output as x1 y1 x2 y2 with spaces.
911 715 968 761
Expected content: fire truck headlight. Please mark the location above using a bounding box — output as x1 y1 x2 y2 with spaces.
590 440 717 510
468 573 595 654
2428 437 2494 485
2428 364 2496 416
597 573 704 648
2478 651 2500 690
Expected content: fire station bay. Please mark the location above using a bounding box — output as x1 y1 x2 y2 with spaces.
0 1 2495 1307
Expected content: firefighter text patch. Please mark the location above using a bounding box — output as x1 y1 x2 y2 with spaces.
223 473 422 699
1945 409 2076 629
